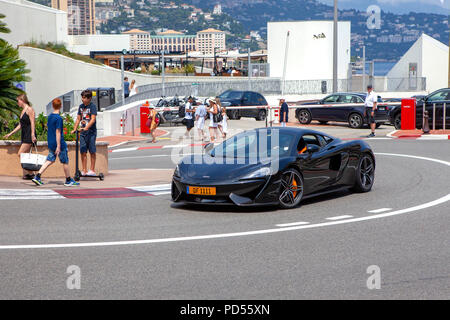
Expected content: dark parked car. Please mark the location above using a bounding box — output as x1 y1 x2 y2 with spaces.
218 90 268 121
172 127 375 209
295 92 390 129
388 88 450 129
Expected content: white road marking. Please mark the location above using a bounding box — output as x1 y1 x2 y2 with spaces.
275 221 310 227
128 184 171 193
151 191 172 196
0 189 64 200
326 215 354 221
110 147 138 153
0 153 449 250
368 208 392 213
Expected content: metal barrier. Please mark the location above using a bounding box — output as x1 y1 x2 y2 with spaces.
425 102 447 131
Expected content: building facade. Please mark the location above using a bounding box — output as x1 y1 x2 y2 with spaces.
123 28 225 54
196 28 226 55
51 0 95 35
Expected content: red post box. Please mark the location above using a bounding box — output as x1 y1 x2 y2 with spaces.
140 103 150 134
401 98 416 130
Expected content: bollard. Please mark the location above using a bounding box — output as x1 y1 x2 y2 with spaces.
423 110 430 134
132 115 135 136
444 103 447 131
120 117 124 135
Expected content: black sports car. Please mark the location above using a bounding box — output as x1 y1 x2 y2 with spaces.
171 127 375 209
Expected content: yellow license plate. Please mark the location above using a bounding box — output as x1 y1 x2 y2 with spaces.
187 186 216 195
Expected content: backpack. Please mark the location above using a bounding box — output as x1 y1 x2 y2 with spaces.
178 105 185 118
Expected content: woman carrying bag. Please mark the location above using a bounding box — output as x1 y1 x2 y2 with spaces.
216 97 228 139
207 98 220 143
3 94 37 180
146 106 159 143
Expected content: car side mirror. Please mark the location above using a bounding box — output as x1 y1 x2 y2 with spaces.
307 145 320 153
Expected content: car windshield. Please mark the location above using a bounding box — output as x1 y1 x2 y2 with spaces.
219 91 243 100
209 130 295 159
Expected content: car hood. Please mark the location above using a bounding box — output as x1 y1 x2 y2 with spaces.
178 154 282 184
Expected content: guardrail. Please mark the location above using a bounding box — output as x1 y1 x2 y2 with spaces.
427 102 447 131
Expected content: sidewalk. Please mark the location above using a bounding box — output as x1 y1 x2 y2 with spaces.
390 129 450 139
98 127 168 148
0 168 173 190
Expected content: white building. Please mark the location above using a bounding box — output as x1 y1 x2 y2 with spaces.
213 4 222 15
387 33 449 93
0 0 68 47
67 34 130 55
267 21 351 81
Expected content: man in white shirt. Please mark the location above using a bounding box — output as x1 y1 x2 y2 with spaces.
365 85 378 137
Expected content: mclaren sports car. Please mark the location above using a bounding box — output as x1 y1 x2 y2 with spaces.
171 127 375 209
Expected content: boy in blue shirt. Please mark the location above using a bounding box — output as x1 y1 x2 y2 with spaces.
32 98 79 186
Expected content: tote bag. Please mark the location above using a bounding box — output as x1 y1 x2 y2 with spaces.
20 144 46 171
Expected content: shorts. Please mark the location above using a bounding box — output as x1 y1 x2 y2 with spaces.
47 148 69 164
80 132 97 154
366 108 375 124
185 119 195 129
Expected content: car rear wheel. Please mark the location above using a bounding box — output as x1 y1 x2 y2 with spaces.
348 113 364 129
279 168 304 209
297 109 312 124
394 113 401 130
352 154 375 193
256 110 266 121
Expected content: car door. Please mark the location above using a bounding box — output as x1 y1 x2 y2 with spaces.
297 134 338 194
333 94 359 122
241 91 253 117
314 94 339 120
421 89 450 129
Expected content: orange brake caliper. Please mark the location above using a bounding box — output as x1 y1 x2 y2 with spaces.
292 179 298 198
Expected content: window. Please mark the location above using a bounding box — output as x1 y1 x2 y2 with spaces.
428 90 450 102
323 95 338 103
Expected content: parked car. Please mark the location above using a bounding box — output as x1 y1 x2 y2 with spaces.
295 92 390 129
388 88 450 129
218 90 268 121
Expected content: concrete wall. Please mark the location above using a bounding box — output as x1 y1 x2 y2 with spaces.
18 46 162 115
0 0 68 47
0 140 108 178
67 34 131 55
268 21 351 81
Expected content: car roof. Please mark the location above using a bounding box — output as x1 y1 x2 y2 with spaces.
253 127 337 139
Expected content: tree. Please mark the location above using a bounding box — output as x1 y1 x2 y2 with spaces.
0 14 30 119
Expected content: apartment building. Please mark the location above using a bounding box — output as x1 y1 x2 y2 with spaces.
196 28 226 55
122 28 151 50
149 30 196 52
51 0 95 35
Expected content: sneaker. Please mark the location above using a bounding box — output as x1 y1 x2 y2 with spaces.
64 178 80 187
367 133 376 138
86 170 97 176
32 176 44 186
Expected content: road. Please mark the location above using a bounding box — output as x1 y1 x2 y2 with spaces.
0 121 449 299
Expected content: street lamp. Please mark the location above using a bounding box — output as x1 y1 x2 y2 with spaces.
333 0 338 93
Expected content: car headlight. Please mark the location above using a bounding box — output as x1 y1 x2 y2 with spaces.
240 167 272 180
174 165 180 177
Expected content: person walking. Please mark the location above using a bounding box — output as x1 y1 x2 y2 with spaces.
71 90 98 176
216 97 228 139
147 106 158 143
32 98 79 186
124 77 130 98
279 98 289 127
3 93 37 180
129 79 138 96
195 100 207 141
207 98 219 142
365 84 378 137
183 97 195 139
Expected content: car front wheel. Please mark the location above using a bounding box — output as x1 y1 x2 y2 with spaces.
394 113 401 130
352 154 375 193
297 109 312 124
279 168 304 209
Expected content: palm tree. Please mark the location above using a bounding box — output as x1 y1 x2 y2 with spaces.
0 14 30 120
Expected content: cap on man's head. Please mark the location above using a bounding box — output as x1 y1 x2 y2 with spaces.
367 84 373 89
